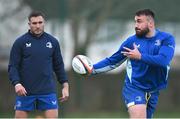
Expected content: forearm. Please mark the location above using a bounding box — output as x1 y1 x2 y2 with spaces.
62 82 69 89
141 54 169 67
8 40 22 86
8 65 21 86
141 47 174 67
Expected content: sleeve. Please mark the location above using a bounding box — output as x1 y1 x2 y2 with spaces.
53 41 68 84
8 40 22 86
92 39 131 74
141 35 175 67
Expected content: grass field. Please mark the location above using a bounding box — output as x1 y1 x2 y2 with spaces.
64 111 180 118
1 111 180 118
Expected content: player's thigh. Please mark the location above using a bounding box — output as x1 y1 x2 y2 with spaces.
44 109 58 118
15 95 36 111
122 83 147 118
15 110 28 118
122 83 147 107
37 93 58 110
128 104 146 118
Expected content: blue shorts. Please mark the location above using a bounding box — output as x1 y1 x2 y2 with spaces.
122 83 159 118
14 93 58 111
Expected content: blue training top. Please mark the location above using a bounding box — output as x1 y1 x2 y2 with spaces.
93 29 175 92
8 31 67 95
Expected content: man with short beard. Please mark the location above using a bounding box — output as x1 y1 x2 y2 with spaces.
86 9 175 118
8 11 69 118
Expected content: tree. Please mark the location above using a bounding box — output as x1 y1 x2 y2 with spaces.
0 0 30 57
22 0 180 59
22 0 129 56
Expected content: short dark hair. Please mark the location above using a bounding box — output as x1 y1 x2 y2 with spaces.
135 9 155 19
28 11 45 21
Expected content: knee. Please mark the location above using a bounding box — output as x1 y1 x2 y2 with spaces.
44 109 58 118
128 104 146 118
15 110 28 118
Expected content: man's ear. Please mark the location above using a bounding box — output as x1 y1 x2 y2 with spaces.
148 21 154 29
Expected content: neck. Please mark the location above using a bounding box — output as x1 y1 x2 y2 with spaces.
29 30 44 38
146 29 156 38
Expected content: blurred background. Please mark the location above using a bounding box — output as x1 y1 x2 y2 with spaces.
0 0 180 118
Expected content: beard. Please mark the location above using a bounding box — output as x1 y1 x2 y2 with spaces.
135 27 149 38
30 29 44 37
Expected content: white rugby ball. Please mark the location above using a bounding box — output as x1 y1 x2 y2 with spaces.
72 55 93 74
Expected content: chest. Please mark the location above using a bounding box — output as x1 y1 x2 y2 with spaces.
22 39 54 59
134 38 162 55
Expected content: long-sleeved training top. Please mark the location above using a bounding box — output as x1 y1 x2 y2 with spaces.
8 31 67 95
93 29 175 92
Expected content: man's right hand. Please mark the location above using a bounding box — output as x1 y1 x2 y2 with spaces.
15 83 27 96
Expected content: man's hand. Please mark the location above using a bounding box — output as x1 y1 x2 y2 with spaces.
121 43 141 60
60 82 69 102
15 83 27 96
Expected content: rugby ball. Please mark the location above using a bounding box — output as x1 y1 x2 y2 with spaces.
72 55 93 74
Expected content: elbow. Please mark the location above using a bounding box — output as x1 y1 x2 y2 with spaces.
157 60 170 67
159 63 169 68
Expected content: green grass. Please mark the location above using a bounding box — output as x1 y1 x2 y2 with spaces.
1 111 180 118
63 111 180 118
154 111 180 118
63 111 128 118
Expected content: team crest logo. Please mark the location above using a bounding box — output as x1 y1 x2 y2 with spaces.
155 39 161 46
135 96 142 102
46 42 52 48
16 101 22 108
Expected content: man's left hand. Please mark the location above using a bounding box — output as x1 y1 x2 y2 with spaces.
60 82 69 102
121 43 141 60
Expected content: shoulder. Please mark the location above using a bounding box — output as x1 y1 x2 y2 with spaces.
156 30 174 40
13 32 29 46
122 34 137 44
127 35 137 40
43 32 60 44
156 30 175 46
43 32 61 50
118 34 137 49
44 32 58 41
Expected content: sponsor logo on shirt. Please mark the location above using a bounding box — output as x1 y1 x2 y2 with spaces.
168 45 175 49
26 43 31 47
46 42 52 48
134 42 140 48
137 44 140 48
51 100 57 105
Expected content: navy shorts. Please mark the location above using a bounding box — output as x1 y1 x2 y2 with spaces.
122 83 159 118
14 93 58 111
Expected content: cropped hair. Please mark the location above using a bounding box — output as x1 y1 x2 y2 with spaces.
28 11 45 21
135 9 155 19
